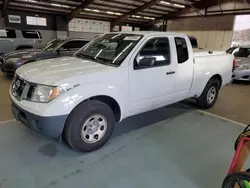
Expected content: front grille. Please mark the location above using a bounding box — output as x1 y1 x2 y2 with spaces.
11 75 35 101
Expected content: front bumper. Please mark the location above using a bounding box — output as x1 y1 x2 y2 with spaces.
11 99 68 139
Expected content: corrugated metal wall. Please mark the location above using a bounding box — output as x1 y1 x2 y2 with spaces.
167 15 235 50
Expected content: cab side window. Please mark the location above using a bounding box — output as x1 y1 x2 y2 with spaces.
6 29 16 38
134 37 170 69
21 30 39 39
175 37 189 64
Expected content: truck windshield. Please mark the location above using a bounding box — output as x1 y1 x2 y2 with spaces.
43 39 65 51
75 33 143 66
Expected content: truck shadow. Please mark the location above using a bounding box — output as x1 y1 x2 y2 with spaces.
57 102 195 155
0 72 13 81
112 102 193 139
232 80 250 85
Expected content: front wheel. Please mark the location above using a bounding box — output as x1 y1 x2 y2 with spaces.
196 79 220 109
63 100 115 152
222 172 250 188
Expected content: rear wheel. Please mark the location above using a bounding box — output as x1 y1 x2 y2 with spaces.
63 100 115 152
196 78 220 109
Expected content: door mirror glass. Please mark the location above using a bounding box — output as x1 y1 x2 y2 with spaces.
138 57 156 68
134 37 170 70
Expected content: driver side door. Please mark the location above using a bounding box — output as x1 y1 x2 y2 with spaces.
128 36 176 115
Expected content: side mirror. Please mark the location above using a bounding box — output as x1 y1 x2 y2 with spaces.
137 57 156 69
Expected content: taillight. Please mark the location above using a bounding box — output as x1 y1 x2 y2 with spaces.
232 59 236 72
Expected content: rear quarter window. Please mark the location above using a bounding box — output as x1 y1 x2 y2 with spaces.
21 31 39 39
175 37 189 64
6 29 16 38
189 37 198 48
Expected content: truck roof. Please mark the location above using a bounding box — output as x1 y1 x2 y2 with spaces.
109 31 187 37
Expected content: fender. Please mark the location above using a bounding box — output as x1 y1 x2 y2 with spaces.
39 82 127 120
67 82 126 117
191 72 222 98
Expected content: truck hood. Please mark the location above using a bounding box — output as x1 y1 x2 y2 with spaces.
16 56 115 86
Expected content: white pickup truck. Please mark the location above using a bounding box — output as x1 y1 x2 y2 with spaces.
11 32 234 152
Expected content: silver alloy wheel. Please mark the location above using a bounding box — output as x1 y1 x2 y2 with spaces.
207 86 217 104
81 114 108 144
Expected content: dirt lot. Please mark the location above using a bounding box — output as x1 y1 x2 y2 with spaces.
184 81 250 125
0 73 12 121
1 72 250 124
207 81 250 124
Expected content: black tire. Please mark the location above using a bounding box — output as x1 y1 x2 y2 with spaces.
196 78 220 109
63 100 115 152
1 70 14 77
222 172 250 188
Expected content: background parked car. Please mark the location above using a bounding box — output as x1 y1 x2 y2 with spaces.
0 29 44 55
227 46 250 81
0 38 89 76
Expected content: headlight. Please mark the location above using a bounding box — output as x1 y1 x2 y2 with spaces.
7 58 21 63
30 85 64 103
22 55 32 59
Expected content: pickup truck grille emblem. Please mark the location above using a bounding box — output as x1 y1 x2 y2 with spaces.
11 76 29 99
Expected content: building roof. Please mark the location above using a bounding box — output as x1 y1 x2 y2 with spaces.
2 0 250 26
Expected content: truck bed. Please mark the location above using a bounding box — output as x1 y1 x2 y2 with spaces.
193 48 226 57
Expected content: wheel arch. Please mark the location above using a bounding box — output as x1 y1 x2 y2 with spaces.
89 95 121 123
69 95 122 123
194 73 223 99
195 74 222 109
209 74 223 89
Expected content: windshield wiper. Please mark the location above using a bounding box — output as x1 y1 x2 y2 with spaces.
76 53 118 67
75 53 96 61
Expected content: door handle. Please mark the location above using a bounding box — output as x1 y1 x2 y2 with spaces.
166 71 175 75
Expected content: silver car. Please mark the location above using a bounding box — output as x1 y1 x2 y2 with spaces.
227 46 250 81
0 29 44 55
